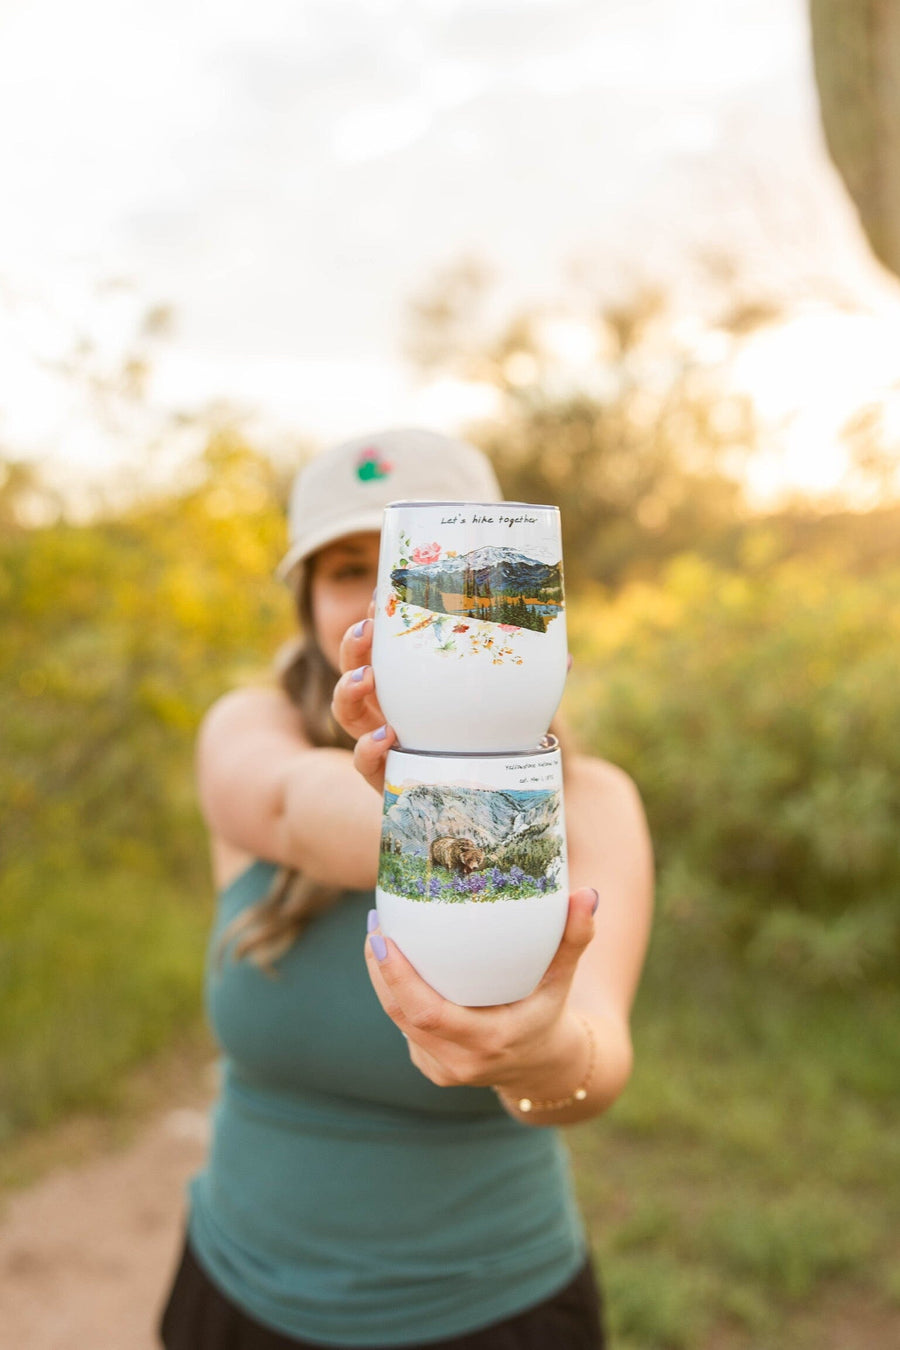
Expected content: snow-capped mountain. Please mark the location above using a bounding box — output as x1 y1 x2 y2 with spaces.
382 783 561 859
391 546 561 597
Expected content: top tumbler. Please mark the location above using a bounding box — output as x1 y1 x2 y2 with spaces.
372 500 567 753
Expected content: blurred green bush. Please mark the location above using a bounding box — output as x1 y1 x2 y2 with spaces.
0 434 294 1136
567 550 900 986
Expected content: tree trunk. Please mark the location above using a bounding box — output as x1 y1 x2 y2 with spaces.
809 0 900 277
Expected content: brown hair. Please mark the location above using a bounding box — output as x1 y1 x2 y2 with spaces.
216 559 356 974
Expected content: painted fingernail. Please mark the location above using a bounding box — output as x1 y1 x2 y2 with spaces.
370 933 388 961
590 888 599 915
372 724 387 741
367 908 379 934
351 665 368 682
353 619 369 639
567 652 574 672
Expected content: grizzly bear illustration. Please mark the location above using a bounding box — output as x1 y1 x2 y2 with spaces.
429 836 485 874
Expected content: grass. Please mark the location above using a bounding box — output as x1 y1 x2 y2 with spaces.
0 1026 216 1197
0 863 210 1139
568 929 900 1349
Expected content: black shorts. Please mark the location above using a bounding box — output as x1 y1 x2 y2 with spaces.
159 1235 605 1350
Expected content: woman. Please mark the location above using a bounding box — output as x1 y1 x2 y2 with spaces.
159 427 654 1350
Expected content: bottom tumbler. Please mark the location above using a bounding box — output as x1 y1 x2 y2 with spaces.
375 737 569 1006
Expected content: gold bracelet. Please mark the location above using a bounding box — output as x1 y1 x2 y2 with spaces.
494 1016 596 1114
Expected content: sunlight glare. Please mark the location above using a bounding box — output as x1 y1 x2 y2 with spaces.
731 307 900 503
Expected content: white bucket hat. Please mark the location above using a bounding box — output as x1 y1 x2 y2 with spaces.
277 427 503 582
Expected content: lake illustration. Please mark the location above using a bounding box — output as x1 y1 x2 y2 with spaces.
378 780 565 904
390 545 564 636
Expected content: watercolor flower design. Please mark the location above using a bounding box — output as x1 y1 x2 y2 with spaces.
410 541 441 565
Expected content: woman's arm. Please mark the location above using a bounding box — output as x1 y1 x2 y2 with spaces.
196 685 387 889
489 754 654 1124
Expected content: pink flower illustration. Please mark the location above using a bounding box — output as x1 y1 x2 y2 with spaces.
411 541 441 564
499 624 517 633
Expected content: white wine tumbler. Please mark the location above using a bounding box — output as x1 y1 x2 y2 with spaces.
371 501 567 753
375 738 569 1006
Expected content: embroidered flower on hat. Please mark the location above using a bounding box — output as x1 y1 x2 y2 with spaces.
355 447 393 482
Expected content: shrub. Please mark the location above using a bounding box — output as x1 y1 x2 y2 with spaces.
567 555 900 984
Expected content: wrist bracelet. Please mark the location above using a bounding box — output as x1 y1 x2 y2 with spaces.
494 1016 596 1114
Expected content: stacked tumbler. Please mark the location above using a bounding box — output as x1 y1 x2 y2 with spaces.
371 500 569 1006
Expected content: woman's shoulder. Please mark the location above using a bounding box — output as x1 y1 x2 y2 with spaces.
566 751 642 805
199 683 306 744
563 752 653 898
565 751 650 836
196 686 312 791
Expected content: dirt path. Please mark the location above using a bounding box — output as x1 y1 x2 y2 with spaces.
0 1050 215 1350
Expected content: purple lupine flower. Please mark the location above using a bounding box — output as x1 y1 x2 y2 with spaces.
490 867 505 888
429 877 443 898
453 875 468 893
466 874 488 894
508 865 525 884
538 876 549 892
414 878 426 895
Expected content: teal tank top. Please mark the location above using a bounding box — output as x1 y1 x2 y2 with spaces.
187 861 587 1347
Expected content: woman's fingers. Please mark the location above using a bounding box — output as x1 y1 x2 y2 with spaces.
353 723 396 794
361 909 603 1091
333 618 387 742
535 887 598 994
338 616 373 676
363 925 468 1046
405 1037 465 1089
332 614 391 792
332 662 385 741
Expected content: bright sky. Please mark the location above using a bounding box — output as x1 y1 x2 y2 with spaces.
1 0 899 505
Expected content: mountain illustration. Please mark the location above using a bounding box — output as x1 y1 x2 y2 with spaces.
378 783 566 901
390 546 563 634
388 545 558 634
381 784 560 860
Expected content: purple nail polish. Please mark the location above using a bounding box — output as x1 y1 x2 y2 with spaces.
590 889 600 915
370 933 388 961
351 665 367 682
373 725 387 741
367 908 379 934
354 619 368 639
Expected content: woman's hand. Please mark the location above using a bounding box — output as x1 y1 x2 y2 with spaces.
331 609 396 794
363 885 627 1119
334 606 646 1123
332 613 575 797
